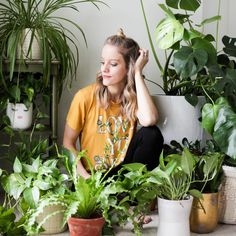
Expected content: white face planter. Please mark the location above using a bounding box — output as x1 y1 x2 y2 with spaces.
6 102 33 130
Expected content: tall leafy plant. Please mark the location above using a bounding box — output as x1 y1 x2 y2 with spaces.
140 0 221 106
0 0 107 97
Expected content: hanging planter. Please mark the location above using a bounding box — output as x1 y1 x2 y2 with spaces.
6 102 33 130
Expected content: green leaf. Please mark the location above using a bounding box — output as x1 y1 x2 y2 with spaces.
9 85 21 102
23 186 40 208
34 180 52 191
201 103 216 134
173 46 208 78
192 37 217 65
32 157 40 172
189 189 202 198
222 35 236 57
213 104 236 159
166 0 201 11
155 12 184 49
185 94 198 107
181 148 194 175
198 15 221 26
13 157 22 173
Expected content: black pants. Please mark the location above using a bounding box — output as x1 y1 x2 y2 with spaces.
107 126 164 176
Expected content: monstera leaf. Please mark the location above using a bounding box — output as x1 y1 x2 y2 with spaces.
222 35 236 57
202 97 236 159
155 4 184 49
173 46 208 78
166 0 201 11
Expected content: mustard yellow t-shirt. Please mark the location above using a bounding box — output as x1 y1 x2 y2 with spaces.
66 83 137 171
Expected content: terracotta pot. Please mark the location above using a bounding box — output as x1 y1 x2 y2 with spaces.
68 216 105 236
190 192 219 233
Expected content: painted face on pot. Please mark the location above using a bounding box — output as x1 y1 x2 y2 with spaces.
100 44 128 89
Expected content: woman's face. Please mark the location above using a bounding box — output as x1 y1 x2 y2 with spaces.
101 44 128 88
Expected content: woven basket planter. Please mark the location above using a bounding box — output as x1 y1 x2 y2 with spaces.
218 165 236 224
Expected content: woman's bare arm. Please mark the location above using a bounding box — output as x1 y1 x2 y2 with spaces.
63 124 91 179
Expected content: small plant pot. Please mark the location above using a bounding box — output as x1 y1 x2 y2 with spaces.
6 102 33 130
218 165 236 224
68 216 105 236
157 197 193 236
16 28 41 60
36 205 67 235
190 192 219 233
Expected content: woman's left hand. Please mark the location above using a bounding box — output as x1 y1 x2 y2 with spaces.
134 48 149 74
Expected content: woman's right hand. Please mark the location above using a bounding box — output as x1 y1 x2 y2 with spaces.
134 48 149 75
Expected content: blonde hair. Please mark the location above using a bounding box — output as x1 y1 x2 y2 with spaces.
96 29 140 121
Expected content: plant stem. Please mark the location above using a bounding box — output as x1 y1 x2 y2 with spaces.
215 0 221 50
140 0 163 73
144 77 164 91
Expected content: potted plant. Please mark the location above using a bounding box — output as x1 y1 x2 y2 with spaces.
2 72 47 130
199 31 236 224
23 149 158 236
0 170 27 236
163 138 225 233
145 143 221 236
201 95 236 224
0 139 70 234
0 0 106 96
140 0 222 144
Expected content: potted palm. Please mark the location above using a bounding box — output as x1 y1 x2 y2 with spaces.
140 0 222 144
0 0 106 96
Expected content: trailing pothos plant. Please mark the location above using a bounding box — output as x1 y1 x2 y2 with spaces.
0 169 27 236
1 153 70 213
146 145 221 200
140 0 223 106
163 138 225 193
23 149 157 236
0 205 27 236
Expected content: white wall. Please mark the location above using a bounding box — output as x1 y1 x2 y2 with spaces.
58 0 235 144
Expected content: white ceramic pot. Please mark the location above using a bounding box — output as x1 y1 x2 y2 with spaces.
157 197 193 236
16 28 41 59
152 95 205 144
6 102 33 130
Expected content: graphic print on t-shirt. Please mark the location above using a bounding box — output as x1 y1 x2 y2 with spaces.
94 114 134 170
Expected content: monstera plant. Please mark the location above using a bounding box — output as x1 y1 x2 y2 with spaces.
140 0 222 106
